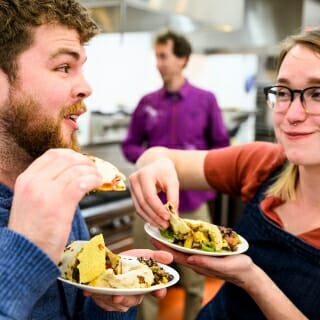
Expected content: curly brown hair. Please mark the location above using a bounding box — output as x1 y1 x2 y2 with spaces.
0 0 99 82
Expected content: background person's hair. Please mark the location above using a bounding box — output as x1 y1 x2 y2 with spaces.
0 0 99 82
154 29 192 61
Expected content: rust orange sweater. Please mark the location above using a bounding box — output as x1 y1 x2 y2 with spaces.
204 141 320 247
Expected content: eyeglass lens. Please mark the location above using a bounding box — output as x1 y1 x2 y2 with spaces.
266 86 320 114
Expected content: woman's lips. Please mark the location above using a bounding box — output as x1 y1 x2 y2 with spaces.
284 131 312 139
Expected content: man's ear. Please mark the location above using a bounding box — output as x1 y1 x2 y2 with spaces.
180 56 189 69
0 68 10 100
0 67 8 79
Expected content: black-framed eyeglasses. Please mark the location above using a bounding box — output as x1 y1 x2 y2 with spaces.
263 85 320 115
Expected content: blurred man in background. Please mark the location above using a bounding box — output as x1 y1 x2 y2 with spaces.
122 29 230 320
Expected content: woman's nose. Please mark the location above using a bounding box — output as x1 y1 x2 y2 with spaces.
285 94 307 123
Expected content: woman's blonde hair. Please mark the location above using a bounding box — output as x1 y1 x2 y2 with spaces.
266 162 298 200
276 27 320 73
266 27 320 200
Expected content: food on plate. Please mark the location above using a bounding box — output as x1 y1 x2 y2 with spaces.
160 202 241 252
58 234 174 289
87 155 126 191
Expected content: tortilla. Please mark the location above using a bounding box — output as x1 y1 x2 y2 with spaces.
88 155 126 191
184 219 223 251
90 258 154 288
161 202 241 252
58 240 87 281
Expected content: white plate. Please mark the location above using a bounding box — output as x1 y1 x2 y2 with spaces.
144 223 249 256
58 256 179 295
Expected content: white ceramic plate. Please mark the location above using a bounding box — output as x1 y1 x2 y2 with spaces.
58 256 179 295
144 223 249 256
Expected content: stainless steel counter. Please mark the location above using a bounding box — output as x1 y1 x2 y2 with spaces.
80 188 135 253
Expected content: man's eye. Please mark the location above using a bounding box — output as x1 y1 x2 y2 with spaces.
56 65 70 73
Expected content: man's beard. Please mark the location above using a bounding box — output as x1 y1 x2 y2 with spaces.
1 94 86 160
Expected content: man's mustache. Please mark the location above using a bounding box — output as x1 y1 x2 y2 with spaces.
62 101 87 117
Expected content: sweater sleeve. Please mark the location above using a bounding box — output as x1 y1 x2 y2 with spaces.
204 141 286 202
0 228 60 319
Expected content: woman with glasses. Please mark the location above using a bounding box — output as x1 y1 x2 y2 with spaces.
128 27 320 320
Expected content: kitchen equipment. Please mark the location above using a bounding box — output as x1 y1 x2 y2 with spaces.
80 190 135 253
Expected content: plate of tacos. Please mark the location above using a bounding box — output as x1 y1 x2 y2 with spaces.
144 202 249 256
58 234 179 295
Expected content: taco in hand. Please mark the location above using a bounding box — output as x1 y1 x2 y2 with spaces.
88 155 126 191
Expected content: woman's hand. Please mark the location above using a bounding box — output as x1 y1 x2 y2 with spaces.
151 240 308 320
129 147 209 229
151 239 255 288
9 149 103 262
129 157 179 229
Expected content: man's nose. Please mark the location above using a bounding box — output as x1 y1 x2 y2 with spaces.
72 76 92 99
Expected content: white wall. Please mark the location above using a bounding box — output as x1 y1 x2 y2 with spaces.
78 33 258 145
84 32 162 113
84 33 257 112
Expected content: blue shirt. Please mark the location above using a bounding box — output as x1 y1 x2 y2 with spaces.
122 80 230 212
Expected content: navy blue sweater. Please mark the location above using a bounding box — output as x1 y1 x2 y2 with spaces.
0 184 136 319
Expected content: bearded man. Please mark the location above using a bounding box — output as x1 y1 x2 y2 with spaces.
0 1 171 319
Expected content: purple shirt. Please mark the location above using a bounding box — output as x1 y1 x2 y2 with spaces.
122 80 230 212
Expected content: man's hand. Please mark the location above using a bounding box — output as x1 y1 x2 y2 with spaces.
9 149 103 262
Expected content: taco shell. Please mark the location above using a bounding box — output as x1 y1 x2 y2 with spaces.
77 234 106 283
59 234 106 284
